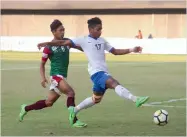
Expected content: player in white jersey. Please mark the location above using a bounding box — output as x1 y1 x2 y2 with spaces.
38 17 149 126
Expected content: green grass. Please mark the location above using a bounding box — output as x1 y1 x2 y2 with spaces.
1 53 186 136
1 51 186 62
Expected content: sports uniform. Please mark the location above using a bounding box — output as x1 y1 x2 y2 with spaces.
72 35 114 94
42 38 70 94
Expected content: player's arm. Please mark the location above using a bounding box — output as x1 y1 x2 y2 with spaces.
37 40 74 50
66 38 83 52
40 61 48 88
110 46 142 55
104 39 142 55
40 47 50 88
72 45 83 52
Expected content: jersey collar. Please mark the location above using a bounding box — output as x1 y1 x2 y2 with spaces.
88 35 98 40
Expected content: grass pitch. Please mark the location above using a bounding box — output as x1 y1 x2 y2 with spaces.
1 52 186 136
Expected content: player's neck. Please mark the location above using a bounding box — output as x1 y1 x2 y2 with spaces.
88 34 97 40
54 37 62 40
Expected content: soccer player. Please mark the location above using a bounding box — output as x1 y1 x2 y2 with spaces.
37 17 149 125
19 19 87 128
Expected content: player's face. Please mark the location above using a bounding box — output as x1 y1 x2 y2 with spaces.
91 24 102 38
53 25 65 39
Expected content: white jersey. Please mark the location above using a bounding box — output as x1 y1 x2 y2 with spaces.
72 36 114 76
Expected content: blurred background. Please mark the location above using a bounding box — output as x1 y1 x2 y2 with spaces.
1 0 186 38
1 0 186 54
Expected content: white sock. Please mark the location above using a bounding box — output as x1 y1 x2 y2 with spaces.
115 85 137 102
74 97 95 114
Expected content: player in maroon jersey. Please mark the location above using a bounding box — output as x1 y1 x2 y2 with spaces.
19 19 86 128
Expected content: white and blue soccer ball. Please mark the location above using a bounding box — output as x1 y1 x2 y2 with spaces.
153 109 169 126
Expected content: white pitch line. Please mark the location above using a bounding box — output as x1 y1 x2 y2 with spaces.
0 62 182 71
0 67 40 71
0 65 85 71
147 98 186 105
143 98 186 108
143 104 186 108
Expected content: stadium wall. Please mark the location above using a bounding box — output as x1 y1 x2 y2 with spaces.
1 37 186 54
1 14 186 38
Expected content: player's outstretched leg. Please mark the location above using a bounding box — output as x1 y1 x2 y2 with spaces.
106 77 149 107
72 71 108 120
73 94 103 115
135 96 149 107
19 91 59 122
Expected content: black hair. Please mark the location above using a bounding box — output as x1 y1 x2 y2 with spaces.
87 17 102 28
50 19 62 32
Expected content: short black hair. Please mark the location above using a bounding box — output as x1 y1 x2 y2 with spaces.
50 19 62 32
87 17 102 28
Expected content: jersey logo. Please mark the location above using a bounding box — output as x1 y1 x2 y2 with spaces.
104 72 109 76
61 46 65 52
95 44 101 50
52 46 58 52
51 46 66 53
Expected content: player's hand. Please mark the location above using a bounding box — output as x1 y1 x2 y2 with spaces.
131 46 143 53
41 78 48 88
37 43 46 50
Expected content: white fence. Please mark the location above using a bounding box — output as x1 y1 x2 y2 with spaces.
1 36 186 54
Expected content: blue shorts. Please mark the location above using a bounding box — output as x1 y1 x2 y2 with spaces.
91 71 111 94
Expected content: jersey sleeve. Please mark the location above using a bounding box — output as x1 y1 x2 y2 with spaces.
42 47 51 62
71 37 84 48
63 38 74 49
103 38 115 52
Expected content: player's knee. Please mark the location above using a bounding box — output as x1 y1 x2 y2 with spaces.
95 99 101 104
111 82 118 89
107 78 119 89
112 80 119 88
45 100 54 107
67 90 75 97
92 95 102 104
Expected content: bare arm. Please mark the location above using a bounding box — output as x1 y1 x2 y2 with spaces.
40 61 48 88
40 47 50 88
111 49 131 55
40 61 46 81
72 45 83 52
37 40 72 50
110 46 142 55
104 38 142 56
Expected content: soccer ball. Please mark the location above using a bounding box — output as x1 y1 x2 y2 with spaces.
153 109 169 126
